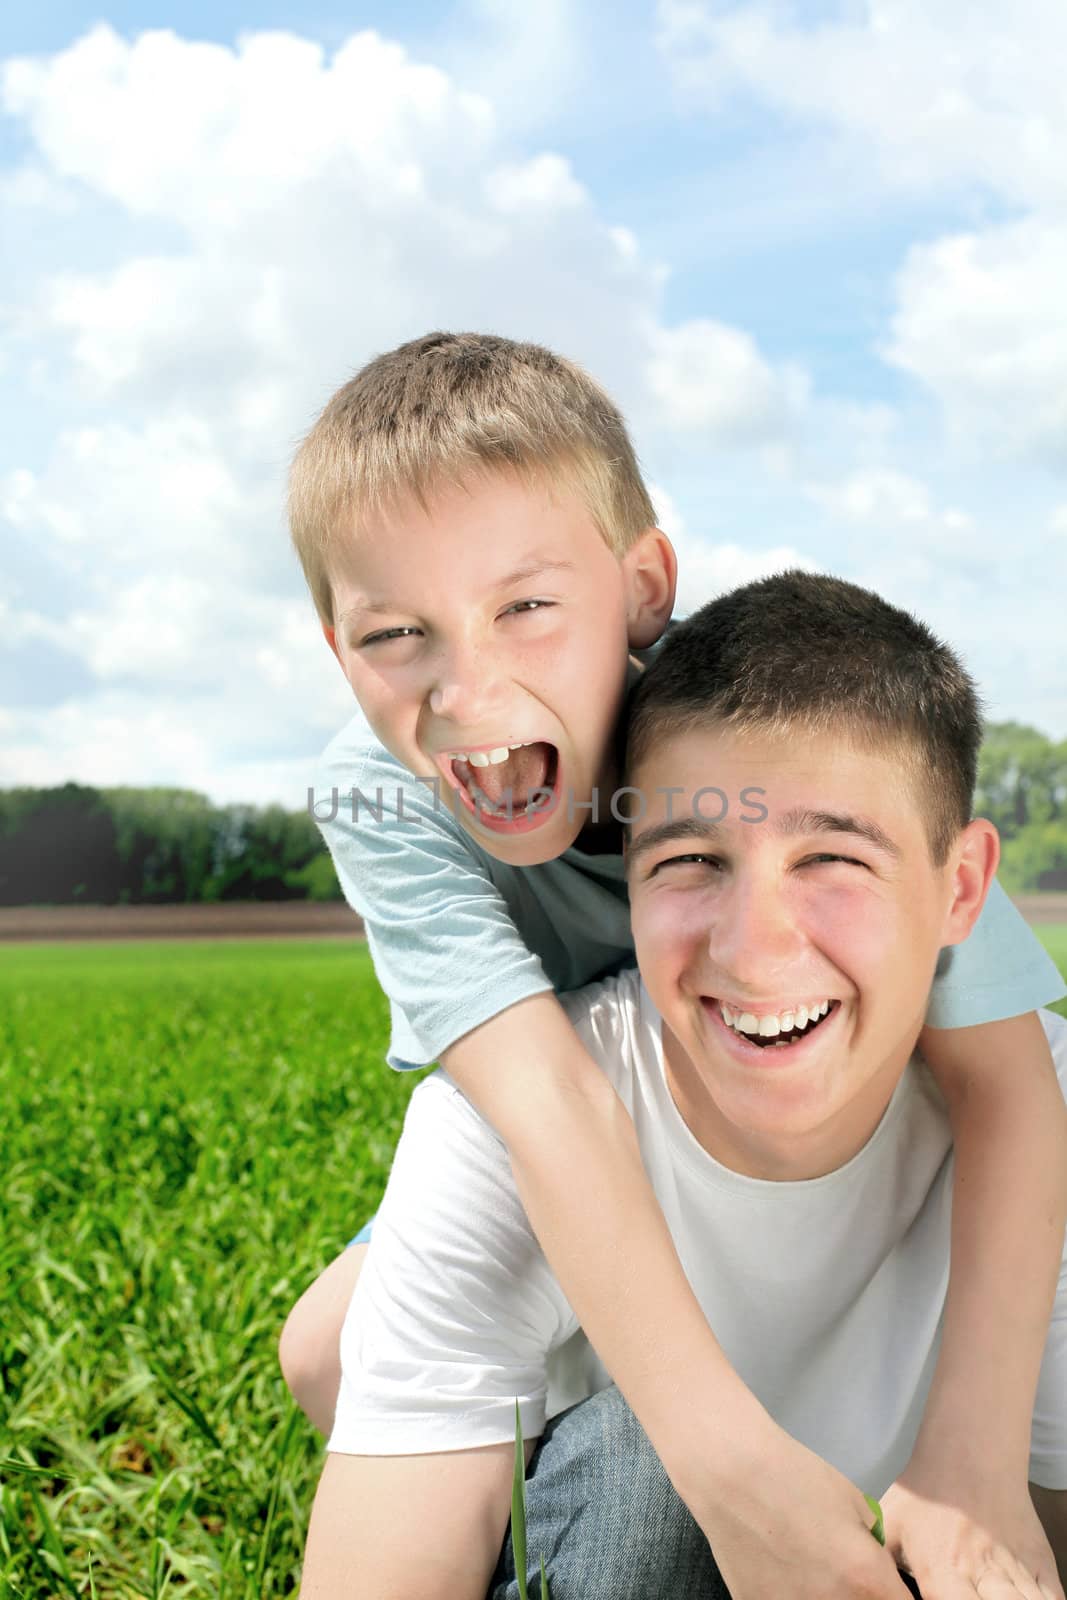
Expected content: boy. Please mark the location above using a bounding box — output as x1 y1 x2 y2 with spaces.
284 333 1067 1593
301 572 1067 1599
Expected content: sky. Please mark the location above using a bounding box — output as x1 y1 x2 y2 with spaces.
2 0 1066 807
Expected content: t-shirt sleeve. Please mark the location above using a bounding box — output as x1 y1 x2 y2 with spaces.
328 1073 571 1456
314 721 553 1069
924 877 1066 1029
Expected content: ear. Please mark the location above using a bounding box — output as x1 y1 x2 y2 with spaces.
621 528 677 650
939 818 1000 947
321 620 347 674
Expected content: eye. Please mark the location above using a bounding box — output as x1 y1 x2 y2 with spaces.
502 599 554 617
801 852 867 869
360 626 422 647
649 852 722 877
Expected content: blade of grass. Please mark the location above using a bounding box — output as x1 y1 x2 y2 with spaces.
22 1480 81 1599
148 1362 224 1452
512 1403 529 1600
865 1493 885 1545
252 1410 300 1592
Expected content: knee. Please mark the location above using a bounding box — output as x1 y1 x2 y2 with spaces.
512 1386 724 1600
568 1384 671 1504
278 1292 319 1402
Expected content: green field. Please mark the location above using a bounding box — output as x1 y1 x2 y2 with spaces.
2 930 1066 1597
0 939 426 1598
1040 925 1067 1016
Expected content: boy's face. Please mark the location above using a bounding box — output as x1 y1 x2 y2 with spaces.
626 722 997 1181
323 472 675 866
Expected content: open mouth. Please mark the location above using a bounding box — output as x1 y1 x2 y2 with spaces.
704 997 841 1056
447 741 561 833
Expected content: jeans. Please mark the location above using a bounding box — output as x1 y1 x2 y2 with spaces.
487 1384 924 1600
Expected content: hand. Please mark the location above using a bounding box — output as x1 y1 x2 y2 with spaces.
692 1425 912 1599
880 1459 1065 1600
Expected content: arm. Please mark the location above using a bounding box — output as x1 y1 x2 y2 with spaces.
881 1011 1067 1599
917 1011 1067 1474
442 991 772 1500
301 1443 528 1600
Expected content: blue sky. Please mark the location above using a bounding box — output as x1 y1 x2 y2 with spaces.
3 1 1065 803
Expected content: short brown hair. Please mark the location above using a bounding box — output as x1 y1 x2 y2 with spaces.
289 331 657 625
625 571 983 865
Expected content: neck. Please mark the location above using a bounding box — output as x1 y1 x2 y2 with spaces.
660 1023 909 1182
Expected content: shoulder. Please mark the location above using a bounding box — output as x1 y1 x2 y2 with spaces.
315 710 409 791
558 967 648 1092
311 713 477 858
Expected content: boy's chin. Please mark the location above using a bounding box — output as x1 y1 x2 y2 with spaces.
459 807 575 865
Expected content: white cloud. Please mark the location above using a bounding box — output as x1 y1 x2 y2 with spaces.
485 154 587 215
649 483 819 616
646 320 805 443
3 27 495 229
656 0 1067 212
655 1 1067 467
4 417 277 576
886 219 1067 465
805 468 969 530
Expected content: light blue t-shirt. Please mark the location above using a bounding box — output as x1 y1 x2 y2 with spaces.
311 710 1066 1073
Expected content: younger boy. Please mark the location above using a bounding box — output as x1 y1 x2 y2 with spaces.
302 572 1067 1599
284 333 1067 1593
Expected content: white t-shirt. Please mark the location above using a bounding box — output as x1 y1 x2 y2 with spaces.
330 968 1067 1495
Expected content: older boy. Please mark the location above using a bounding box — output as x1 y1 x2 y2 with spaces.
301 573 1067 1600
284 334 1067 1594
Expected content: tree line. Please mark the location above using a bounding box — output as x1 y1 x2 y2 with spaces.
1 720 1064 904
975 722 1067 892
0 783 341 906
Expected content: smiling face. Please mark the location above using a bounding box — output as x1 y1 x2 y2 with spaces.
626 722 998 1180
322 470 675 866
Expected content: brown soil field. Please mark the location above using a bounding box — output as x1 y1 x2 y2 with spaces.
1012 893 1067 925
1 896 1064 944
0 901 364 942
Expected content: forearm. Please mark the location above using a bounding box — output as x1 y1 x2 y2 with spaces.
917 1015 1067 1474
444 997 775 1511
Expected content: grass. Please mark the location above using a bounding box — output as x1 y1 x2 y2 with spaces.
0 938 425 1597
1037 925 1067 1018
2 926 1065 1596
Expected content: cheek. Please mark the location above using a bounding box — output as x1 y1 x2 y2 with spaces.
632 889 705 966
345 661 413 727
797 883 907 986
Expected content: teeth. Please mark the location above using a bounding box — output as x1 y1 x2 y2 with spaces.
718 1000 833 1037
455 742 530 766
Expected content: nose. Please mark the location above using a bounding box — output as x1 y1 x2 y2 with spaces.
709 870 805 991
428 637 502 725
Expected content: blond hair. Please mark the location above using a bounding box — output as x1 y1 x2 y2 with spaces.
288 331 656 625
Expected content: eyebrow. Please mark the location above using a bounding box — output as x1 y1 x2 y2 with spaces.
775 807 901 859
626 816 724 871
337 559 577 629
626 806 902 870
